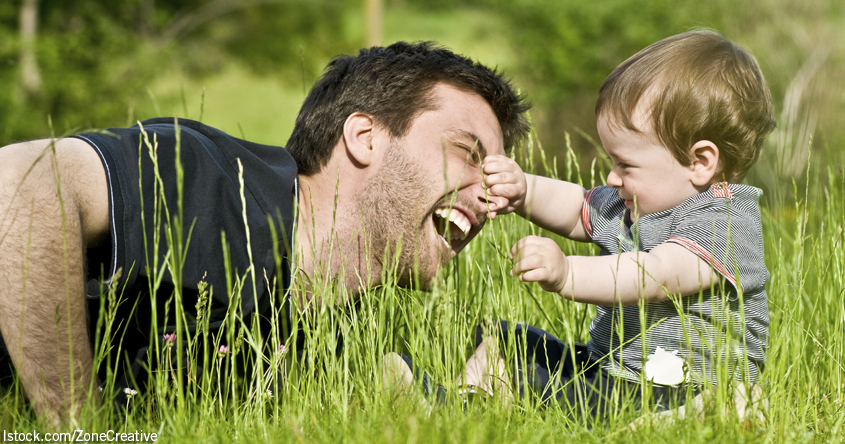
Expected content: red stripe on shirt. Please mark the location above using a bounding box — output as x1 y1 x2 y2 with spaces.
582 188 597 238
711 182 732 199
666 236 742 291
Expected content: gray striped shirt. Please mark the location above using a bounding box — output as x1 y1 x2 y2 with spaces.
581 183 769 385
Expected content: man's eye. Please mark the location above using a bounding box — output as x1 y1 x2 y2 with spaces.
455 145 480 163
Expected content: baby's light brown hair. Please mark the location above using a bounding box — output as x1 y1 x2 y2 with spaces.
595 30 776 183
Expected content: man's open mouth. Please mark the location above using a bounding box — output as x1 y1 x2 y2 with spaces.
433 207 472 254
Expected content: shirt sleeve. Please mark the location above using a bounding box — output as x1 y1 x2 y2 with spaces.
665 183 768 296
581 186 626 240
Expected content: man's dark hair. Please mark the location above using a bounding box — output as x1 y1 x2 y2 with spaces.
286 41 531 176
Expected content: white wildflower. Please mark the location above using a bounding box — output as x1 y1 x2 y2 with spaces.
643 347 687 386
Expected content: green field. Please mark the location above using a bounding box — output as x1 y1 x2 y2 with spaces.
1 130 843 443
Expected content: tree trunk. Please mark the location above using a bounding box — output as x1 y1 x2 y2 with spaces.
19 0 42 95
364 0 383 47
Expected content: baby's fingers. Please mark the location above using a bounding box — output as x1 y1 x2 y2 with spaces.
510 235 546 259
482 155 514 173
487 183 522 200
510 236 568 293
510 253 547 277
516 268 552 284
484 195 508 219
484 194 507 208
483 171 519 187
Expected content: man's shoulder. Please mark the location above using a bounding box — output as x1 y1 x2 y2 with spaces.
81 117 286 150
136 117 282 150
142 118 299 215
75 117 298 214
136 117 224 133
76 118 298 306
78 117 297 176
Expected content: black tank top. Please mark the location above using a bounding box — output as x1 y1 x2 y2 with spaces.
74 118 297 386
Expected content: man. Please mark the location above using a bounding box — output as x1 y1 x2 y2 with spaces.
0 42 530 424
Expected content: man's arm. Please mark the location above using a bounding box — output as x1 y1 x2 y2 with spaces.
511 236 722 306
0 138 109 426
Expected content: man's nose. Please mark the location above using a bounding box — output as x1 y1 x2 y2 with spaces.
607 169 623 188
464 180 495 219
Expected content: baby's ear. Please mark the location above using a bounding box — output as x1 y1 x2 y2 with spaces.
689 140 720 186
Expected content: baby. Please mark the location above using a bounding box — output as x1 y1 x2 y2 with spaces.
474 29 775 415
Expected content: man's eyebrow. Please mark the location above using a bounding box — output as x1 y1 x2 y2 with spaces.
445 129 487 160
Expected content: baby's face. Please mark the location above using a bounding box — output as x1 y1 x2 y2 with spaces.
597 112 703 222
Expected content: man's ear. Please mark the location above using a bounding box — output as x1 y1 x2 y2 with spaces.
689 140 720 186
342 112 378 167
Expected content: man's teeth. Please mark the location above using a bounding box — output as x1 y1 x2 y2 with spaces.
438 232 452 252
434 208 470 241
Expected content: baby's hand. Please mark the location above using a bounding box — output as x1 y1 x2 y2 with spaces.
482 155 527 219
510 235 569 294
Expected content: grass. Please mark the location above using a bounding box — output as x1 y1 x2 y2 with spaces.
1 115 843 442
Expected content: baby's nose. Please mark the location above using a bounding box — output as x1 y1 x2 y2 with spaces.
606 170 623 187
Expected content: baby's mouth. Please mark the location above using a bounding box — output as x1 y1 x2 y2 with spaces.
433 207 471 255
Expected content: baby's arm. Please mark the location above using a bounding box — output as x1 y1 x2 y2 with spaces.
511 236 722 305
483 155 590 242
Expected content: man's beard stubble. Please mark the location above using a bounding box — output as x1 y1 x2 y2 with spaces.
359 141 439 288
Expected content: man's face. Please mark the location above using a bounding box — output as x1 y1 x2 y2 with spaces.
361 83 505 288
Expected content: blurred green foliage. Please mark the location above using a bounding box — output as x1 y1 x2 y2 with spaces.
489 0 734 148
2 0 843 192
0 0 350 143
403 0 844 197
